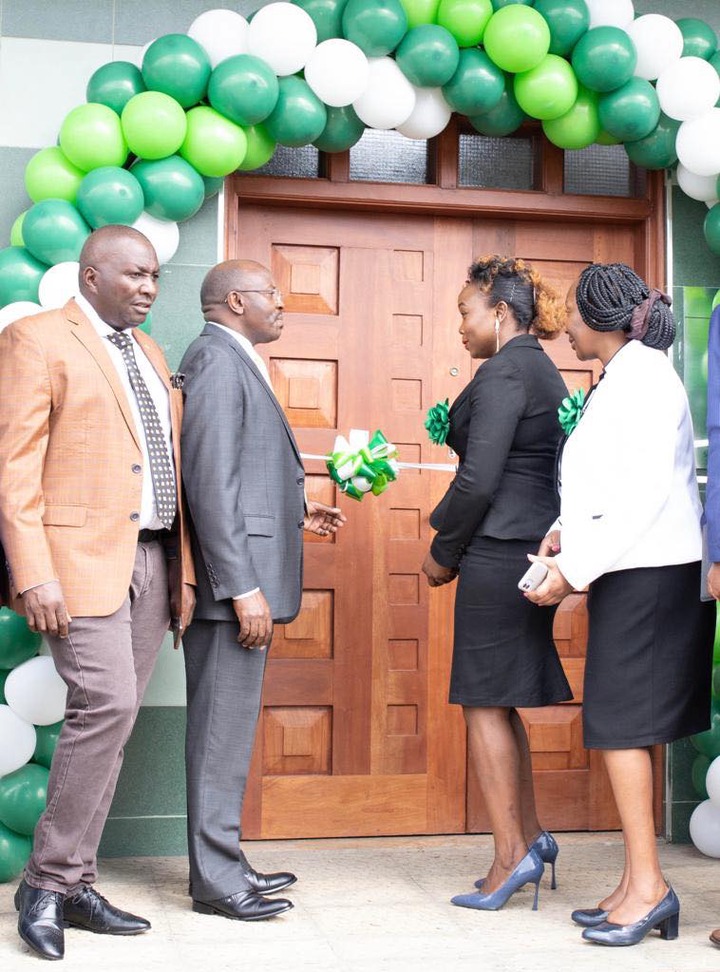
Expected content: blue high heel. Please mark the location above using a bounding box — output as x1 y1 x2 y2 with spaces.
571 907 609 928
474 831 559 891
581 887 680 946
453 848 544 912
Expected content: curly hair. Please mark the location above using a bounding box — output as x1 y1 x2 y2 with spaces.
467 255 565 340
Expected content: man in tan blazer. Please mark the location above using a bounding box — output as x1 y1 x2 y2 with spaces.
0 225 195 961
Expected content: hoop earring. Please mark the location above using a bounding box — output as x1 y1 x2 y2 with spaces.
494 316 500 354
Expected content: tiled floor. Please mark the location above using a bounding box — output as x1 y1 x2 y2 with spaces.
1 833 720 971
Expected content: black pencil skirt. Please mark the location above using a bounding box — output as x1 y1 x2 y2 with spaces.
449 536 573 708
582 561 715 750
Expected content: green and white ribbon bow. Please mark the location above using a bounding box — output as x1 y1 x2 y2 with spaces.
558 388 586 436
424 398 450 446
327 429 400 501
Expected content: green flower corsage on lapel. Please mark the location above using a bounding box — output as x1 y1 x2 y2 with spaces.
425 398 450 445
558 388 586 436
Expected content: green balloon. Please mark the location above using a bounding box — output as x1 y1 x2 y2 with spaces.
121 91 187 160
0 764 49 836
399 0 439 28
0 608 41 670
86 61 146 116
483 5 550 74
0 669 8 704
492 0 534 6
571 26 636 94
396 25 460 87
596 129 621 146
713 290 720 313
533 0 590 57
692 753 711 799
76 166 144 229
24 147 85 204
202 176 224 199
313 105 366 152
341 0 409 57
138 310 152 335
598 78 660 143
713 662 720 696
710 51 720 75
692 699 720 757
237 125 277 171
442 48 505 116
59 103 128 173
180 107 247 178
292 0 350 41
469 77 526 135
33 722 63 771
142 33 211 109
23 200 91 267
0 247 47 306
10 212 25 247
264 76 328 148
0 822 31 883
705 203 720 257
624 114 680 171
131 156 205 223
677 17 717 61
514 53 578 120
208 55 279 127
543 86 600 149
437 0 492 48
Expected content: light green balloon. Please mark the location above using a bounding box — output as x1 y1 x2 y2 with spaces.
484 5 551 74
399 0 440 29
514 54 578 121
10 212 26 247
24 147 85 204
180 107 247 178
543 87 600 150
437 0 493 48
237 125 277 171
121 91 187 161
59 103 128 173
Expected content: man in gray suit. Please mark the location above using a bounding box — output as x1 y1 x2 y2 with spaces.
180 260 345 921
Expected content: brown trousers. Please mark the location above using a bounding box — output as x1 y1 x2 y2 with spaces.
25 541 170 893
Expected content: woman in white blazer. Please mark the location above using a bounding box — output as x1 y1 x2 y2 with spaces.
527 263 714 948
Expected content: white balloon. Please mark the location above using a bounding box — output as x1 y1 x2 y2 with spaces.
397 87 452 140
657 57 720 122
132 212 179 265
690 799 720 857
5 656 67 727
38 261 80 309
707 756 720 807
187 9 249 68
585 0 634 29
246 2 317 77
354 57 416 131
627 15 684 82
305 39 369 108
0 705 36 778
0 301 43 332
677 109 720 177
677 164 720 202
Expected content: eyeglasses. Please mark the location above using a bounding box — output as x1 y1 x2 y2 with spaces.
225 288 281 302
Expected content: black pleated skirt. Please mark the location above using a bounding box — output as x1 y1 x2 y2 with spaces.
583 562 715 749
449 536 573 708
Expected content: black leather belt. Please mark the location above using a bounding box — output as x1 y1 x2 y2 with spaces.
138 529 168 543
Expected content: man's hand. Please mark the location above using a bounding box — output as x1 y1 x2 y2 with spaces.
523 555 573 606
421 551 457 588
22 581 72 638
233 590 273 649
538 530 561 557
708 563 720 600
304 500 347 537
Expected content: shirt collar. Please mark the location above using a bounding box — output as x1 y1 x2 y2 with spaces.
206 320 257 358
75 293 139 342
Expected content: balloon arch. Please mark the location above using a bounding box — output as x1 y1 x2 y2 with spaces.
4 0 720 873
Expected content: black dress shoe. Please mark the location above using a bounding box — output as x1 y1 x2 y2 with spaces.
188 867 297 897
14 879 65 961
63 886 150 935
192 889 293 921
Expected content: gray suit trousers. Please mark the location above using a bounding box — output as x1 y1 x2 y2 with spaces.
183 619 268 900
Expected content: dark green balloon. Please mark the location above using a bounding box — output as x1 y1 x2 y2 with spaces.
202 176 224 199
292 0 349 41
572 26 636 93
86 61 146 116
710 50 720 75
692 698 720 757
396 25 460 87
705 203 720 257
492 0 534 7
624 113 680 171
142 34 211 109
76 166 144 229
442 48 504 116
469 77 526 135
0 763 49 836
208 55 279 127
598 78 659 143
677 17 717 61
341 0 409 56
0 608 41 670
313 105 365 152
33 722 63 771
0 822 31 883
692 754 711 799
0 669 8 704
131 156 205 223
714 662 720 698
533 0 589 56
23 200 91 267
0 247 47 306
264 76 327 148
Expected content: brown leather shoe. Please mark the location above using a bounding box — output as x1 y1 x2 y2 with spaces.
710 928 720 947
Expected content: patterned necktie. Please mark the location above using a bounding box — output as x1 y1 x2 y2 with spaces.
107 331 176 529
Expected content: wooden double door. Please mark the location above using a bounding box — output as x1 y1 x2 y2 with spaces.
231 201 645 839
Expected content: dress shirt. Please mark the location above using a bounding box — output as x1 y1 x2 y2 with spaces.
75 293 174 531
554 339 702 590
705 306 720 560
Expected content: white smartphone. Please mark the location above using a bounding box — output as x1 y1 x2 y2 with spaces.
518 561 549 592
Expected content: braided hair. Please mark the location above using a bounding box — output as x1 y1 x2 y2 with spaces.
575 263 675 351
467 255 565 340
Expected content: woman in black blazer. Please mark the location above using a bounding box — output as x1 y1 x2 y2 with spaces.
422 255 571 911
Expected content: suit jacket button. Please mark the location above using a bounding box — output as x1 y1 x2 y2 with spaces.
130 512 140 522
296 477 304 485
298 520 304 529
132 464 142 474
